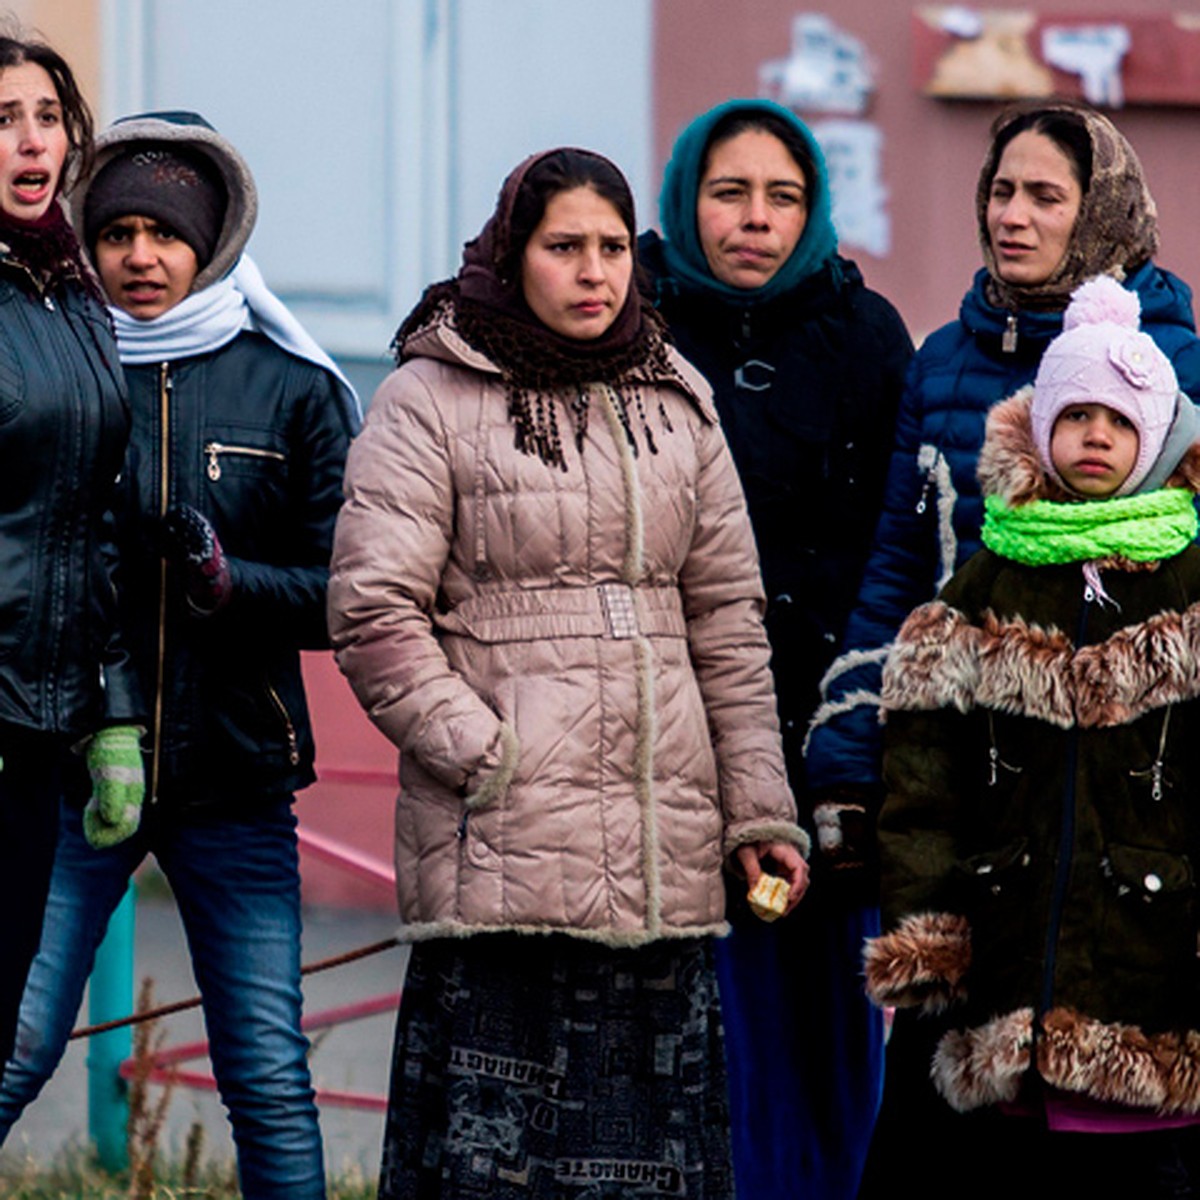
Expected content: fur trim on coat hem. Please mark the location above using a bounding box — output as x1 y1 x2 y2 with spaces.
932 1005 1200 1115
393 917 731 948
932 1008 1033 1111
863 911 970 1013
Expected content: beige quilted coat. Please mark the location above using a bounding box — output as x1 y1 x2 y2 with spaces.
328 318 803 946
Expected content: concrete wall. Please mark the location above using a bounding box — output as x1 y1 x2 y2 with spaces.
2 1 101 103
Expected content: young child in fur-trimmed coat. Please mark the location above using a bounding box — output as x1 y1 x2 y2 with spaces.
865 274 1200 1196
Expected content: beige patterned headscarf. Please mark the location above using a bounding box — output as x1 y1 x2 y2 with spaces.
976 100 1159 313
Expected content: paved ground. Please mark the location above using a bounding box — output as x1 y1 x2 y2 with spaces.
0 884 408 1183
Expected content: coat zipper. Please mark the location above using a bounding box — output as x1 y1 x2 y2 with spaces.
1002 313 1018 354
43 294 75 727
265 677 301 765
985 711 1022 787
1040 599 1091 1017
204 441 285 481
150 363 172 804
915 450 941 515
1130 705 1172 802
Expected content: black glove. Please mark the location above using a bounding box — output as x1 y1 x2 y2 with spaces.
160 504 232 615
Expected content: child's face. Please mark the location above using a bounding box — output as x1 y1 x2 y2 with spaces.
94 214 199 320
1050 403 1139 497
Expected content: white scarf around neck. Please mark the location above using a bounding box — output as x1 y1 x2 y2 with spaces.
110 253 361 426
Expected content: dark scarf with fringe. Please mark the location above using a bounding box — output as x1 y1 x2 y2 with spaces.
0 201 103 304
391 150 684 471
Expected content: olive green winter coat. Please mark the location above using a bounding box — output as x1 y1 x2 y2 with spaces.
866 389 1200 1115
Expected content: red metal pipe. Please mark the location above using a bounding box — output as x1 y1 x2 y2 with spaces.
315 765 397 788
296 826 396 887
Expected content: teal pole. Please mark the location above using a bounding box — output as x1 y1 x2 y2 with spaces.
87 879 135 1172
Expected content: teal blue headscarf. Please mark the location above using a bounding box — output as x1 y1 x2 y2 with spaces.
658 98 838 305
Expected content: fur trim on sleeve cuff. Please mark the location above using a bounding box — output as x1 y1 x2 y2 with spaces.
463 721 519 811
864 911 971 1013
724 821 811 864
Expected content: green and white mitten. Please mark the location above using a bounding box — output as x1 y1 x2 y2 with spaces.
83 725 145 849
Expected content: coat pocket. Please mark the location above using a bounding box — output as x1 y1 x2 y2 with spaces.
954 837 1035 978
1098 843 1195 976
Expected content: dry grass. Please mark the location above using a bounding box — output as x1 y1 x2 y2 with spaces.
0 1151 377 1198
0 975 378 1199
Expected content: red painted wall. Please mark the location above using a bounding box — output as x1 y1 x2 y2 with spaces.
652 1 1200 340
296 652 398 912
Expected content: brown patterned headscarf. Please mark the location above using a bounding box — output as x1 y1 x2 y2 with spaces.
976 100 1159 313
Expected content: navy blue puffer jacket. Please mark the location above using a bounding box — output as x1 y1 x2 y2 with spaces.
805 262 1200 793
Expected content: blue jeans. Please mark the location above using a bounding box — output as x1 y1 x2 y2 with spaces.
0 796 325 1200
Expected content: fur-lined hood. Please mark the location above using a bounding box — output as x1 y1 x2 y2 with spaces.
977 388 1200 508
70 112 257 294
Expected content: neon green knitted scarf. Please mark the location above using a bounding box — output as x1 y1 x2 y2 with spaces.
981 488 1198 565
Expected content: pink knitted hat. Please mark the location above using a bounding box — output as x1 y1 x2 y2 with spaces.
1031 275 1179 496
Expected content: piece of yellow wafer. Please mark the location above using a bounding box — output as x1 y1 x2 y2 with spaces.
747 873 790 922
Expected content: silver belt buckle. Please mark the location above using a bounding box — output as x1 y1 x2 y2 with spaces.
598 583 638 639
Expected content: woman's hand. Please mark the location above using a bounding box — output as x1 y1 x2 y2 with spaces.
736 840 809 916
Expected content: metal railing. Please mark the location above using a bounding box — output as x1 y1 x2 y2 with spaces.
80 800 399 1171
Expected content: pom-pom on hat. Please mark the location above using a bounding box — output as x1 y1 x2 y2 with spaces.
1031 274 1180 496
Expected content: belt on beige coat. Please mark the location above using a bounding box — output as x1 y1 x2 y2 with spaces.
433 583 687 643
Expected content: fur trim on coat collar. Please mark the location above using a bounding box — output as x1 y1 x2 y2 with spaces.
977 389 1200 507
882 598 1200 728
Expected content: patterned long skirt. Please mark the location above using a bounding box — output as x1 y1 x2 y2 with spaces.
378 934 733 1199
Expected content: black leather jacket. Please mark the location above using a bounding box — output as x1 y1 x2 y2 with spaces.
115 331 354 807
0 257 138 738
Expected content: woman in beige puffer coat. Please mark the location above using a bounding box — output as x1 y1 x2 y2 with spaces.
329 147 807 1200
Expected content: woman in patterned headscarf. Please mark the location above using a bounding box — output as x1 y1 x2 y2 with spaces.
805 99 1200 1195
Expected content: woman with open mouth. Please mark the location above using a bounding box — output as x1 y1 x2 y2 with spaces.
0 31 142 1079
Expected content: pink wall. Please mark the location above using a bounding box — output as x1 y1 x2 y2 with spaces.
296 652 399 912
653 1 1200 340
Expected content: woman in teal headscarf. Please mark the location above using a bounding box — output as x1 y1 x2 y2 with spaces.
641 98 913 1200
